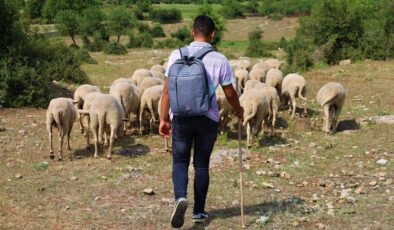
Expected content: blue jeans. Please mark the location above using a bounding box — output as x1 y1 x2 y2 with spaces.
172 115 218 214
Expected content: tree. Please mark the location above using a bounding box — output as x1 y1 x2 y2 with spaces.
107 7 135 43
42 0 100 22
79 7 108 43
55 10 80 47
25 0 46 19
245 28 271 57
196 0 226 48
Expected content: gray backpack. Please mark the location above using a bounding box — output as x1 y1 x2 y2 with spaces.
168 46 214 117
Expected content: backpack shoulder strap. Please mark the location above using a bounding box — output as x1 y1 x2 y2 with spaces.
179 46 190 60
193 46 214 60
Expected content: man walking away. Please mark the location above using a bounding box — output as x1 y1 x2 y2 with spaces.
159 15 243 228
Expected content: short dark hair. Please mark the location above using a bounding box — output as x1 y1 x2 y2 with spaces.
193 15 215 37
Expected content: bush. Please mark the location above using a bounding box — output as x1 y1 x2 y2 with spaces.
149 8 182 24
127 32 154 48
259 0 316 18
171 26 192 43
133 0 152 20
150 23 166 37
153 38 183 49
77 48 97 64
220 0 244 19
245 28 272 57
104 41 128 55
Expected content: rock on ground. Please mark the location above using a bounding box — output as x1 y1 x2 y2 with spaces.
368 115 394 124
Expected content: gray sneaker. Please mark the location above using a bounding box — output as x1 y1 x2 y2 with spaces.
170 198 188 228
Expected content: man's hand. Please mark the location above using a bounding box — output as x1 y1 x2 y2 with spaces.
159 118 172 138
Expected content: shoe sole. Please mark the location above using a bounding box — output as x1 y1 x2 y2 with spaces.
192 219 207 223
171 199 188 228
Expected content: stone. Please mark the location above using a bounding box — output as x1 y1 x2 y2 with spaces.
256 170 265 176
15 174 22 179
312 193 319 202
369 181 378 186
262 182 275 188
280 171 291 179
243 164 251 170
346 196 357 204
256 216 269 225
355 186 366 195
161 198 172 204
316 223 326 229
18 130 27 135
376 159 388 166
143 188 154 195
368 115 394 124
100 176 107 180
70 176 78 181
309 142 317 148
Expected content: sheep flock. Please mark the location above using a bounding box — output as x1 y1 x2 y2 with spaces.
46 58 347 160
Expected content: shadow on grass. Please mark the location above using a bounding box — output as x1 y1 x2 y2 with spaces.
336 119 360 132
258 133 288 147
189 197 304 229
73 133 150 158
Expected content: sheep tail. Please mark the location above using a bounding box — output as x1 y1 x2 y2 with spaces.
298 85 307 101
242 102 257 126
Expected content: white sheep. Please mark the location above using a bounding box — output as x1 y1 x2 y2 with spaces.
151 64 165 74
131 68 153 86
73 84 100 134
282 73 307 118
265 68 284 95
243 80 268 93
260 86 280 133
237 59 252 71
240 90 270 147
151 70 165 80
46 98 77 160
339 59 351 66
316 82 346 133
109 81 141 131
138 77 164 95
264 58 283 69
112 78 134 85
249 67 267 83
251 61 270 72
215 86 234 133
234 68 249 93
80 92 102 148
80 94 124 159
139 85 163 132
163 61 169 71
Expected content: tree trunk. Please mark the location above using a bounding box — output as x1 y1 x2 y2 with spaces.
71 34 77 47
117 35 120 43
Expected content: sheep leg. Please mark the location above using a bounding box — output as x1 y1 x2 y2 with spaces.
57 129 64 161
47 123 54 159
139 105 144 132
323 104 330 133
291 96 296 118
79 115 84 134
271 110 276 134
66 127 72 151
246 122 252 148
103 132 108 149
85 115 90 149
90 114 99 158
107 127 115 160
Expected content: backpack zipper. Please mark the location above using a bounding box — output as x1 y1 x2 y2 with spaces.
175 76 179 112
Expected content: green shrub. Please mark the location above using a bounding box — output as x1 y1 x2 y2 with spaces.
149 8 182 24
150 23 166 37
127 32 153 48
153 38 183 49
171 26 192 43
104 41 128 55
220 0 244 19
133 0 152 20
245 28 272 57
77 48 97 64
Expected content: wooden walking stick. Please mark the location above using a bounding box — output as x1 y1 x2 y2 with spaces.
238 120 246 228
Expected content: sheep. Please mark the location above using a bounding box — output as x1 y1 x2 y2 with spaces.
240 90 270 147
139 77 164 95
215 86 234 134
249 67 267 83
139 85 163 132
264 58 283 69
282 73 307 118
151 70 165 80
73 84 100 134
80 92 102 149
109 81 141 131
46 97 77 160
234 68 249 93
79 94 125 159
151 64 165 74
243 80 268 93
265 68 284 95
131 68 153 86
251 61 270 72
316 82 346 134
112 78 134 85
260 86 280 133
163 61 169 71
237 59 252 71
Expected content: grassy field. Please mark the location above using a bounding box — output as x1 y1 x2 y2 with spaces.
0 59 393 229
